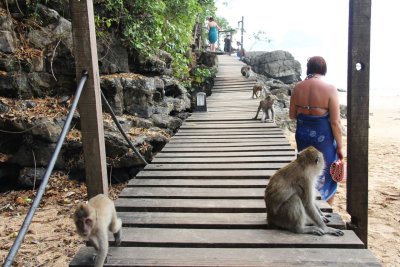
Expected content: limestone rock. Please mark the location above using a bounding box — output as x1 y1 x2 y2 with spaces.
18 167 47 188
198 52 218 67
27 5 72 50
244 50 301 84
101 77 125 115
97 35 130 74
150 114 182 131
0 31 16 53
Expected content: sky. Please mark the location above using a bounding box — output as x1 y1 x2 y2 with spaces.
216 0 400 95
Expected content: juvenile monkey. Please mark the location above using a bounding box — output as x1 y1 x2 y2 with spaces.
241 65 251 76
252 94 278 122
73 194 122 267
264 146 344 236
251 84 263 99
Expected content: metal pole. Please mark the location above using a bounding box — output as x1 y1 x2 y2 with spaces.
100 91 148 165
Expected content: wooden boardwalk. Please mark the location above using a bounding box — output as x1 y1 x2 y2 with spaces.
70 55 380 266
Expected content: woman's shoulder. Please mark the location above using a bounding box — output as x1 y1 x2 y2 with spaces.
320 79 337 93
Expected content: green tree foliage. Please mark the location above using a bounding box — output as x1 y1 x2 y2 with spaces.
98 0 217 79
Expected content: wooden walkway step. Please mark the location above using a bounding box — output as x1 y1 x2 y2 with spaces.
70 55 380 266
71 247 379 266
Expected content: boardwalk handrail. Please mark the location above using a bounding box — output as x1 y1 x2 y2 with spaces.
3 71 89 267
100 91 148 165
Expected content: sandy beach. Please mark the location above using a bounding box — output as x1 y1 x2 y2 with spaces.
338 95 400 266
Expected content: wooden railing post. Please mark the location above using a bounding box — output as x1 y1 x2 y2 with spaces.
347 0 371 247
70 0 108 198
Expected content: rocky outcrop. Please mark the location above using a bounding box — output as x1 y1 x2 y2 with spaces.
100 74 191 118
0 102 176 188
0 4 212 189
243 50 302 84
0 5 176 98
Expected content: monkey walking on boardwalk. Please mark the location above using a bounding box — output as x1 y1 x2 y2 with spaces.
252 84 263 99
264 146 344 236
73 194 122 267
253 94 278 122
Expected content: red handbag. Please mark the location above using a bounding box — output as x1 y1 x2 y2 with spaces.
330 159 347 183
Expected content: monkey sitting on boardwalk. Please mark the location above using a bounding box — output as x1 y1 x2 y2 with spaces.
73 194 122 267
264 146 344 236
252 94 278 122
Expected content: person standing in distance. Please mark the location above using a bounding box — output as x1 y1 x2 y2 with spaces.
207 17 221 52
289 56 344 205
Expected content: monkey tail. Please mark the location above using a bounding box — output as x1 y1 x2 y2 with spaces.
110 218 122 233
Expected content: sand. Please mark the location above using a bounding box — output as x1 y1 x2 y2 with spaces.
342 95 400 266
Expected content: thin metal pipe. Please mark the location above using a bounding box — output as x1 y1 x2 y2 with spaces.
3 71 89 267
100 90 148 165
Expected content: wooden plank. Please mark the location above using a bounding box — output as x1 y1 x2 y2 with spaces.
119 188 324 202
213 82 255 85
207 98 259 101
108 228 362 248
347 0 371 247
213 83 256 86
135 170 275 178
164 142 291 148
119 187 266 198
175 126 281 131
214 78 251 82
174 132 284 137
181 124 278 129
168 138 288 143
211 86 253 89
175 133 285 137
115 198 332 213
185 117 265 122
70 0 108 197
212 89 253 92
143 162 287 170
182 121 268 125
151 156 295 163
155 151 295 158
117 212 346 229
207 97 257 101
207 109 258 112
172 135 285 139
181 120 270 124
126 179 321 201
175 131 284 136
128 178 268 187
213 82 254 85
161 146 294 153
177 128 283 133
70 247 381 266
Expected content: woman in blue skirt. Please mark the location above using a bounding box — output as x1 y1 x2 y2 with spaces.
289 56 344 204
207 17 221 52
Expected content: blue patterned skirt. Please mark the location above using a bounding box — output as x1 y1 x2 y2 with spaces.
208 27 218 44
296 113 338 200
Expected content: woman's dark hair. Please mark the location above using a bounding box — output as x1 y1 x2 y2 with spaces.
208 17 214 21
306 56 327 75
